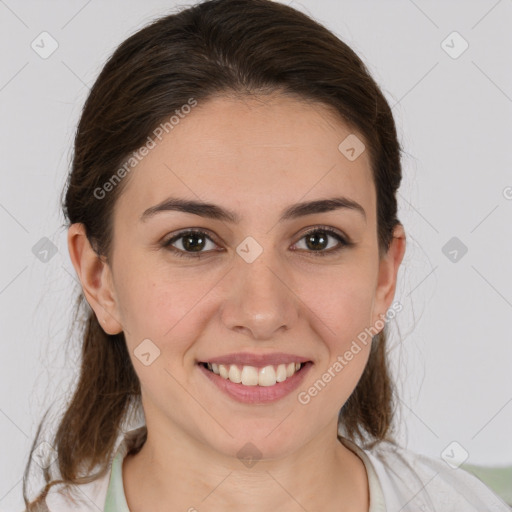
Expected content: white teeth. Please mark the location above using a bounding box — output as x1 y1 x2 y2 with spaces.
241 366 259 386
204 362 305 386
258 366 276 387
276 364 287 382
228 365 242 383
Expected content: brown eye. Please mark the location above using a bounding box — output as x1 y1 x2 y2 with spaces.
305 231 330 251
163 230 218 258
292 227 352 257
177 232 207 252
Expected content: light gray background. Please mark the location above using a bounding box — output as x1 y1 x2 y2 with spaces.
1 0 511 510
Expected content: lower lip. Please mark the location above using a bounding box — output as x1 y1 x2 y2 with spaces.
197 362 313 404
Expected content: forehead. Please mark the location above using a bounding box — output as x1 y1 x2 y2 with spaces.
114 93 375 225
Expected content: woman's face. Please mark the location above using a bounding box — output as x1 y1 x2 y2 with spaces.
74 93 404 459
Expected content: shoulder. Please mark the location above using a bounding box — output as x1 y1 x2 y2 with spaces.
43 426 146 512
364 440 511 511
43 472 111 512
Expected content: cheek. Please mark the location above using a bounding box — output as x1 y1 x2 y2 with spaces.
295 264 377 347
294 272 375 413
114 260 221 350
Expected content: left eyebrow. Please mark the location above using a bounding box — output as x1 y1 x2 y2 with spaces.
139 196 367 224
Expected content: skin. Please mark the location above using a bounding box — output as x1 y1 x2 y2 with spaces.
68 92 406 512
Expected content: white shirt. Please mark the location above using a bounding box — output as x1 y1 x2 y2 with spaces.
43 425 511 511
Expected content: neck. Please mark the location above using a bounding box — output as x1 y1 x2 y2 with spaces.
122 419 369 512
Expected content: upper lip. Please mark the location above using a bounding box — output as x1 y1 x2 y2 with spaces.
198 352 312 367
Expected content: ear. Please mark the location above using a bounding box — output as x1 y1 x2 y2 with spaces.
371 223 406 327
67 223 123 335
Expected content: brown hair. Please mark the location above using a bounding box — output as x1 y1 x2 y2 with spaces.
23 0 403 508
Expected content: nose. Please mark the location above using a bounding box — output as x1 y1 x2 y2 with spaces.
220 248 299 340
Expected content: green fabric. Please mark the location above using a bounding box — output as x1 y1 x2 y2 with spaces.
461 463 512 506
104 448 130 512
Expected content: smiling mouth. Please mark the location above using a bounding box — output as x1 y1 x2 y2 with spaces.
199 361 308 387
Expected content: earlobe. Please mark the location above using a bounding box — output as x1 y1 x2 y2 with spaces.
372 224 406 327
67 223 123 335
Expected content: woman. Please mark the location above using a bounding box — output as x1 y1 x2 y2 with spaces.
22 0 510 510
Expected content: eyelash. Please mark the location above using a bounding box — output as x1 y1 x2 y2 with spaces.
162 226 353 259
